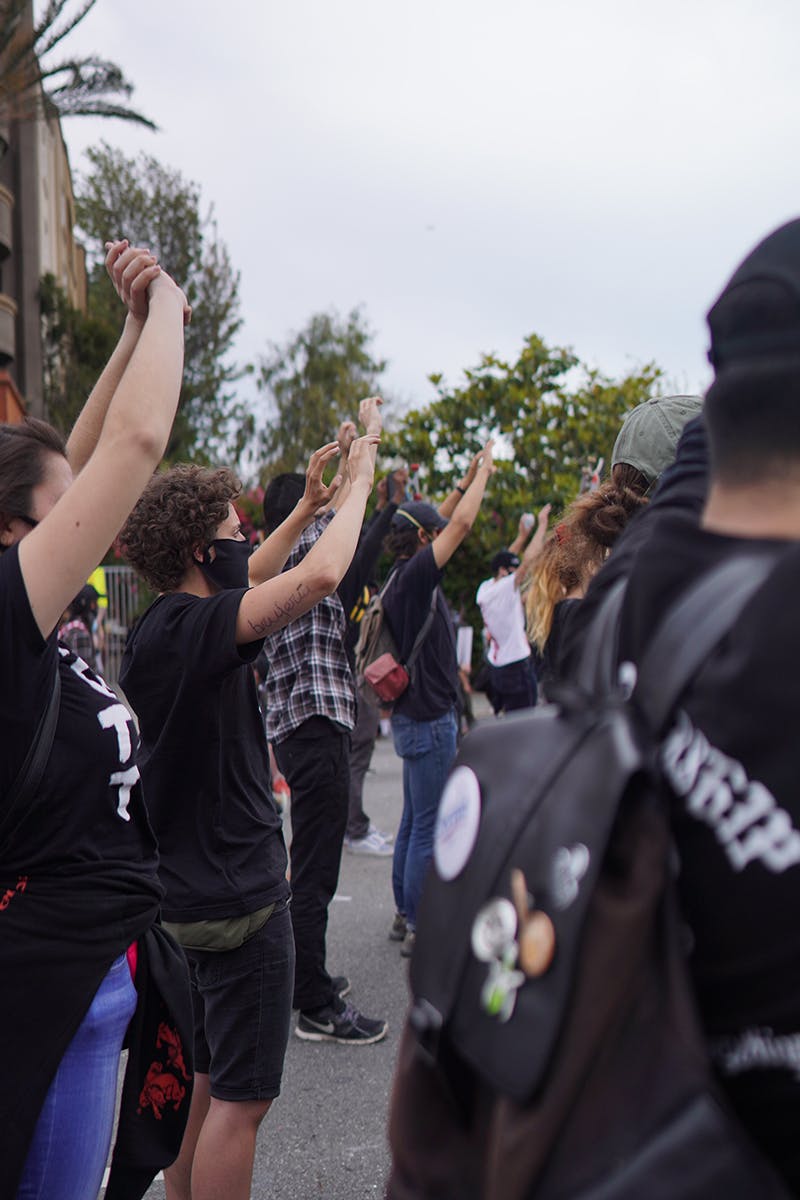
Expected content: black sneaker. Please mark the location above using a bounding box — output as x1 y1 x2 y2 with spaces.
295 999 388 1045
331 974 351 999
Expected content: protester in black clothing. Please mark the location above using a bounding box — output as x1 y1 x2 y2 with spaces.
343 467 408 855
382 441 495 957
526 481 645 697
565 217 800 1192
119 434 379 1197
257 400 388 1047
0 242 191 1200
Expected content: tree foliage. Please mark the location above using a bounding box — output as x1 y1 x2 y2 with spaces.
256 308 387 479
0 0 155 126
383 333 663 630
71 142 249 464
40 269 118 434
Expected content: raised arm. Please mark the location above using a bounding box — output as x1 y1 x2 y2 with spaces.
515 503 551 587
438 447 483 519
248 442 343 585
235 434 380 643
324 397 384 513
508 512 533 557
66 241 174 474
20 265 188 638
432 439 495 569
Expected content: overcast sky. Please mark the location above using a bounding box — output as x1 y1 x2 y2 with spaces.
57 0 800 420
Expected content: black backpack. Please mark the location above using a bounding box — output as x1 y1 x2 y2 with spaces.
388 553 790 1200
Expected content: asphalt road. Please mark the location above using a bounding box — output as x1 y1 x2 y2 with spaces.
138 702 491 1199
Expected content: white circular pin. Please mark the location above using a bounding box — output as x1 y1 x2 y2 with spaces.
434 765 482 881
471 898 518 962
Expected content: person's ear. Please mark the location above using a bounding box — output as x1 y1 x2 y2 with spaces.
193 543 210 565
0 514 15 548
418 528 430 546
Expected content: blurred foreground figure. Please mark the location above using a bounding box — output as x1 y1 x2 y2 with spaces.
387 218 800 1198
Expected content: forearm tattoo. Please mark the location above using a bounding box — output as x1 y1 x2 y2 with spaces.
248 582 311 636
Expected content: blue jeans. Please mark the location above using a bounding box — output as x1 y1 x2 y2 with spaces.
391 709 458 930
17 952 137 1200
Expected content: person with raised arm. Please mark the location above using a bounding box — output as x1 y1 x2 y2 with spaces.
118 429 380 1200
0 240 191 1200
382 439 495 957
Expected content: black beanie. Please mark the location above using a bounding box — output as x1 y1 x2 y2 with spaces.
707 218 800 373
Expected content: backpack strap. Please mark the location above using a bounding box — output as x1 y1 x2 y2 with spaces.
575 551 780 716
634 551 779 732
0 665 61 848
404 587 438 674
381 565 438 676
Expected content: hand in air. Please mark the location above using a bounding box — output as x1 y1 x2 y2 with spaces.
479 437 496 474
358 395 384 437
347 434 381 489
302 442 344 513
105 240 160 321
105 239 191 325
336 421 358 458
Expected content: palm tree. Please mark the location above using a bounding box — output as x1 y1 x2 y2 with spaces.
0 0 155 127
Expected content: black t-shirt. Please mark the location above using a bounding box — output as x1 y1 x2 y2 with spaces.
0 544 160 894
0 545 164 1191
120 589 289 922
382 547 459 722
618 511 800 1183
539 598 582 698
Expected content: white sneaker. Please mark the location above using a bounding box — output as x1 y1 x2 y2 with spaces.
368 823 394 844
343 830 393 857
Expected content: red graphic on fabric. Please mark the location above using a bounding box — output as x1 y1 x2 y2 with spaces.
156 1022 190 1081
137 1060 186 1119
0 875 28 912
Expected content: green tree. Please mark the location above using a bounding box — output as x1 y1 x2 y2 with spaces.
72 143 249 463
40 270 118 435
384 333 662 631
0 0 155 126
256 308 387 479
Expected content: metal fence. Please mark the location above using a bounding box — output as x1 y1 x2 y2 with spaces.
100 565 150 686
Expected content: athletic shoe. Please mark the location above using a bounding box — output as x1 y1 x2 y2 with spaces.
389 911 407 941
400 930 416 958
368 823 394 844
295 999 388 1045
331 974 351 999
343 830 393 857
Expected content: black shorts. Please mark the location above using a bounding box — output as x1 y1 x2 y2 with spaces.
187 902 295 1101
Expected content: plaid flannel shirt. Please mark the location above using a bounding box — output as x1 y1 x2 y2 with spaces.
263 512 356 743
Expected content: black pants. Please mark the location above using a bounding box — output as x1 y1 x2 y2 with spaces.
489 657 538 714
274 717 350 1012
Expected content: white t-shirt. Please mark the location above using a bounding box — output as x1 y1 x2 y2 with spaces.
475 572 531 667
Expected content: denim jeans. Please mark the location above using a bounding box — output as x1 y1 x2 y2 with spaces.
17 952 137 1200
391 708 458 930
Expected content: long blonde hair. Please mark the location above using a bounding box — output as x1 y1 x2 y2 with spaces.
526 480 646 653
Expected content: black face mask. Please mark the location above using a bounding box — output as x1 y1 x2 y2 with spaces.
199 539 252 591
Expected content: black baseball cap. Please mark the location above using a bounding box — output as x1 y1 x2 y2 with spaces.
490 550 520 573
391 501 449 534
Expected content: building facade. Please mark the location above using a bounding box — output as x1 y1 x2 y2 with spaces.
0 2 86 421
